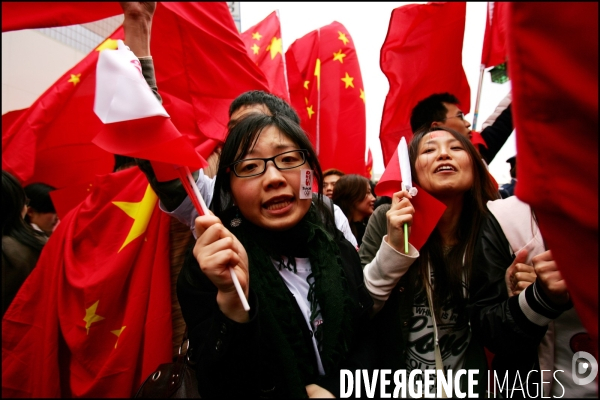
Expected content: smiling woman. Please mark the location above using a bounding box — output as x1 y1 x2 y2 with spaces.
358 126 499 397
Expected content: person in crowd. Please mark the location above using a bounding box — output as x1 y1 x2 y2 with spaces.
322 168 345 199
359 126 500 396
332 174 376 248
179 112 374 398
470 196 597 397
23 182 58 237
120 4 373 397
2 171 48 315
410 92 513 165
119 2 357 248
499 155 517 198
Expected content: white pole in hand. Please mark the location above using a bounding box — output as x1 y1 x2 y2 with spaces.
184 167 251 312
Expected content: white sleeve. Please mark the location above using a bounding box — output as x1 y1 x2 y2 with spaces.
159 169 216 238
333 204 358 247
481 91 512 130
363 235 419 313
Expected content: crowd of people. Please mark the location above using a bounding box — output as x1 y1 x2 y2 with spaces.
1 2 596 399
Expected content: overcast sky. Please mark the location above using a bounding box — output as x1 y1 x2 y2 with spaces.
239 2 514 184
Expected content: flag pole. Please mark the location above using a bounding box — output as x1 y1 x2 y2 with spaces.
176 166 251 312
472 64 486 131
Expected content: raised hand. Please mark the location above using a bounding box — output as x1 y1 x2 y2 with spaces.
505 248 536 296
532 249 570 305
119 2 156 20
193 214 250 322
384 190 415 253
119 2 156 57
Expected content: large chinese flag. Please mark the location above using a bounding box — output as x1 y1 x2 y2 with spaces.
2 166 172 397
1 2 122 32
241 10 290 102
286 22 367 176
1 27 124 189
480 2 509 68
379 2 470 166
506 2 598 348
3 2 270 213
151 2 270 153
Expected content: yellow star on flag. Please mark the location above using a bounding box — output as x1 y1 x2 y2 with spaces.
341 72 355 89
333 49 346 63
265 37 283 60
304 81 310 90
68 74 81 86
307 105 315 119
251 43 260 55
360 88 366 103
113 184 158 252
96 38 119 52
111 326 126 348
84 300 105 335
252 31 262 40
338 31 350 45
314 59 321 91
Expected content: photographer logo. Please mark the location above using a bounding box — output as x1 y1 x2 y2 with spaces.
572 351 598 386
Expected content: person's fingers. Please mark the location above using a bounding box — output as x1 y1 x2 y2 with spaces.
193 215 224 241
532 249 553 264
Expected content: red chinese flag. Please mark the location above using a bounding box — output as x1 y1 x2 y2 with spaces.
286 29 320 144
2 167 172 397
375 147 446 250
151 2 270 152
241 10 290 102
480 2 509 68
506 2 598 348
1 27 124 190
1 2 122 32
379 2 470 167
286 22 367 176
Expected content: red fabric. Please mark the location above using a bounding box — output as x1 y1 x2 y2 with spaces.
1 2 122 32
241 11 290 102
375 147 446 250
93 117 208 182
480 2 509 68
1 27 124 191
286 22 367 176
379 2 470 167
151 2 270 153
366 148 373 179
2 167 172 397
2 108 33 183
506 2 598 348
49 181 95 220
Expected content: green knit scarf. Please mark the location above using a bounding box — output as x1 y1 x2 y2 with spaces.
226 204 357 398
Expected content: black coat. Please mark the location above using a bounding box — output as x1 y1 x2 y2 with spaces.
177 217 374 398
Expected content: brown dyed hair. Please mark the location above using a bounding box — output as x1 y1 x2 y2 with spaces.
331 174 371 237
408 126 500 321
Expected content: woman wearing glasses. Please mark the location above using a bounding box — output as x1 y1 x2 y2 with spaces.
177 113 373 398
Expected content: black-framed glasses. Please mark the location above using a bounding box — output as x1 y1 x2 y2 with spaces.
228 149 308 178
445 111 466 121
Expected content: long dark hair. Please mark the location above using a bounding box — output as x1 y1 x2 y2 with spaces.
1 171 46 252
332 174 370 236
211 113 335 233
408 127 499 320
